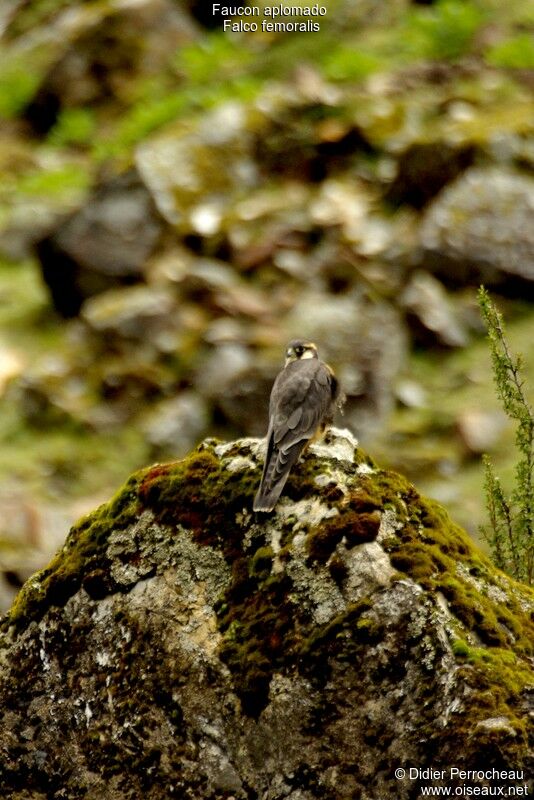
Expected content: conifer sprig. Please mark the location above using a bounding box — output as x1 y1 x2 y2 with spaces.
478 287 533 584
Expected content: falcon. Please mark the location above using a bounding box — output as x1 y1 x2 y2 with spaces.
253 339 342 513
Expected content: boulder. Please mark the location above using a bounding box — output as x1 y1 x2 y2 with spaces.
35 169 163 317
385 141 475 209
0 138 90 262
81 285 175 343
419 167 534 291
142 391 210 456
135 101 256 231
400 270 468 348
0 429 532 799
16 0 197 134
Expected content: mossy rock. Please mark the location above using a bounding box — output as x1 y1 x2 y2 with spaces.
0 428 532 799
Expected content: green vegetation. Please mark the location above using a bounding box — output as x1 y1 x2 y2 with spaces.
402 0 485 61
6 469 145 629
0 57 43 118
321 47 382 82
175 34 254 85
377 307 534 540
15 164 91 196
478 288 534 585
0 260 150 499
0 260 51 343
485 33 534 69
0 34 61 118
93 35 261 159
93 89 191 160
47 108 97 148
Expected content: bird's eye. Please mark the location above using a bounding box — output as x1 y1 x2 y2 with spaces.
295 346 303 355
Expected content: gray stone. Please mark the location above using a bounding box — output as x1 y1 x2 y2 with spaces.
19 0 197 134
420 167 534 289
35 169 163 317
456 408 508 455
400 270 468 347
142 391 209 455
195 344 253 398
0 343 24 397
395 378 427 409
135 101 256 229
81 285 174 341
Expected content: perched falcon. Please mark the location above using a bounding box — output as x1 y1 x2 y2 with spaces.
253 339 342 513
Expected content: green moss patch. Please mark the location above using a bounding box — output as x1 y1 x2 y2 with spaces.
216 571 303 716
5 469 146 631
359 465 534 759
215 578 385 717
337 465 534 659
299 599 383 674
4 441 259 633
306 509 381 563
385 487 534 656
138 444 257 559
444 639 533 761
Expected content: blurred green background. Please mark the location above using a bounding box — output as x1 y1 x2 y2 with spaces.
0 0 533 609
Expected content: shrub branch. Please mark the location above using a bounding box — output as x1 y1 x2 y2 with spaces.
478 287 533 585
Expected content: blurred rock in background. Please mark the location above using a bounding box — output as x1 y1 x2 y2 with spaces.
420 167 534 290
37 168 163 316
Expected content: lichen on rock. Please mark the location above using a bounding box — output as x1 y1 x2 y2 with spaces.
0 428 532 799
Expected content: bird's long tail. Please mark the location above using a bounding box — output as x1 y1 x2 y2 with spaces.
253 439 306 512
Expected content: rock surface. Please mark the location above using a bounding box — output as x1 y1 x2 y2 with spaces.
17 0 197 134
0 429 532 799
35 169 163 317
420 167 534 290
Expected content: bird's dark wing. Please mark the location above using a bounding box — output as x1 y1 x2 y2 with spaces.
254 360 336 512
270 359 335 447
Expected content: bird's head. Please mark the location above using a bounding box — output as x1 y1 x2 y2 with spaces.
285 339 318 366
